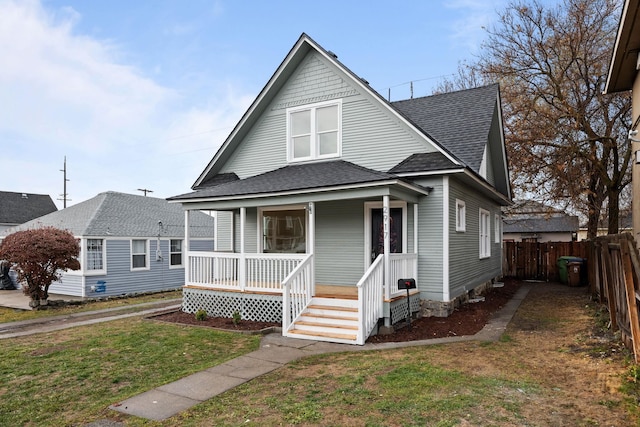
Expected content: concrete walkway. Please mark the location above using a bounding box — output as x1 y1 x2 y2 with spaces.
110 284 531 421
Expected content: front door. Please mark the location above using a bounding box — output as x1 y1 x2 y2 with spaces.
370 207 404 261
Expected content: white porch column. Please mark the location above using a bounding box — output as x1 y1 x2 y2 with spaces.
414 203 419 282
239 207 246 291
308 202 315 297
383 195 390 300
184 210 190 286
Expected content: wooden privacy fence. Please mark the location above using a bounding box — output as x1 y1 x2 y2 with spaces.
502 241 589 282
589 234 640 363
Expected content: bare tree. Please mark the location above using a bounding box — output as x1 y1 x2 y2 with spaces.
438 0 632 238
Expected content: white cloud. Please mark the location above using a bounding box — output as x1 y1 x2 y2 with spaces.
0 0 250 207
443 0 506 53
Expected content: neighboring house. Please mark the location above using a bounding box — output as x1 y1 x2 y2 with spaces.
2 191 216 298
605 0 640 243
169 34 512 345
503 200 579 242
576 212 633 241
0 191 57 233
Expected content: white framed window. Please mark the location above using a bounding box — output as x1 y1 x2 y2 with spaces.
287 100 341 162
85 239 105 273
479 209 490 259
455 199 466 232
494 214 501 243
131 239 149 270
170 239 183 267
259 206 307 254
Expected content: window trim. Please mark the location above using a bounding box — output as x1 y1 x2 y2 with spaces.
131 239 150 271
479 208 491 259
455 199 466 232
286 99 342 162
84 238 106 275
494 213 501 243
169 239 183 268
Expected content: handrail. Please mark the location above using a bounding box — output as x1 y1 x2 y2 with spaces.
282 254 314 333
356 254 384 344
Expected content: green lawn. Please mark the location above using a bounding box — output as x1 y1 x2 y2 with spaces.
0 317 260 426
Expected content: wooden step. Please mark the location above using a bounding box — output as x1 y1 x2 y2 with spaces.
288 329 357 341
301 312 358 322
307 304 358 312
295 320 358 330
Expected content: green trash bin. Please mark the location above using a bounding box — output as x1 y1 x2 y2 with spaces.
557 256 583 284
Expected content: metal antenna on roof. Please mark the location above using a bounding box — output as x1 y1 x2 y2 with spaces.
410 81 414 99
58 156 71 208
137 188 153 196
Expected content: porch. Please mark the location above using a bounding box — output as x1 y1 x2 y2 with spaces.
182 251 419 345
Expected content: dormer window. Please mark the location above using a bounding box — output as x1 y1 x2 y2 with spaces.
287 100 341 162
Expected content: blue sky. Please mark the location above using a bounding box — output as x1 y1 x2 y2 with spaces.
2 0 534 208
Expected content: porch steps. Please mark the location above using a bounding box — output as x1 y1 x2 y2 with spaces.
287 297 360 344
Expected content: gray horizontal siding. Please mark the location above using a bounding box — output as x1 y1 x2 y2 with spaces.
448 177 502 299
413 177 444 300
315 200 365 286
49 274 83 297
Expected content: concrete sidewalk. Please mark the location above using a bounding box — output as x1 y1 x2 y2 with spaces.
109 284 532 422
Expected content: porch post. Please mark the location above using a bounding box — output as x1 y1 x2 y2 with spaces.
240 207 246 291
308 202 315 297
383 195 390 301
414 203 418 282
184 210 190 286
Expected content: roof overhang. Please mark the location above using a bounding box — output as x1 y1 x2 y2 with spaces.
605 0 640 93
173 179 430 211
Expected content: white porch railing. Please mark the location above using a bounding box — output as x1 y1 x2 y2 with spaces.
388 253 418 300
187 251 307 293
356 254 384 345
282 254 314 333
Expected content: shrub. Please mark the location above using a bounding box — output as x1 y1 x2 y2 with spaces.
232 310 241 326
195 309 207 321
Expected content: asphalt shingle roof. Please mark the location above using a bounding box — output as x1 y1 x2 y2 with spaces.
0 191 57 224
388 152 459 174
391 84 499 172
503 216 579 234
3 191 215 238
170 160 414 201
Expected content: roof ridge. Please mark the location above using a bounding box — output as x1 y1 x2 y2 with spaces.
391 83 499 104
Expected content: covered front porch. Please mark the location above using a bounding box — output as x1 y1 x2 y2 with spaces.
173 161 430 345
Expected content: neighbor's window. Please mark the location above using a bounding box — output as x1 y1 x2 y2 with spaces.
479 209 490 258
288 100 341 161
131 239 148 269
262 208 306 253
456 199 466 232
170 239 183 266
86 239 104 271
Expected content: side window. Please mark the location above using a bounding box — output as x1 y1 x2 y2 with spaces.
170 239 183 266
494 214 501 243
131 239 148 270
479 209 490 258
86 239 105 271
456 199 466 232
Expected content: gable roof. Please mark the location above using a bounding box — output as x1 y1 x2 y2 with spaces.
3 191 215 238
170 160 431 202
503 216 579 234
192 33 463 191
0 191 57 225
391 84 499 172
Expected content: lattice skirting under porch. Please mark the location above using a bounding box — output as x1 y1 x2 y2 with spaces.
389 294 421 324
182 288 283 323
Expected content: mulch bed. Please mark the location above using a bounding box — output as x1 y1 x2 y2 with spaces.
152 278 522 342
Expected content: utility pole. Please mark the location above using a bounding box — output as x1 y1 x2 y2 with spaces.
58 156 70 208
137 188 153 196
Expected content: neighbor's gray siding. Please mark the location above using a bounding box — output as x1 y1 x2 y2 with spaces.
413 177 445 300
315 200 365 286
448 177 502 300
190 239 214 252
49 274 83 297
86 239 184 298
219 51 435 179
